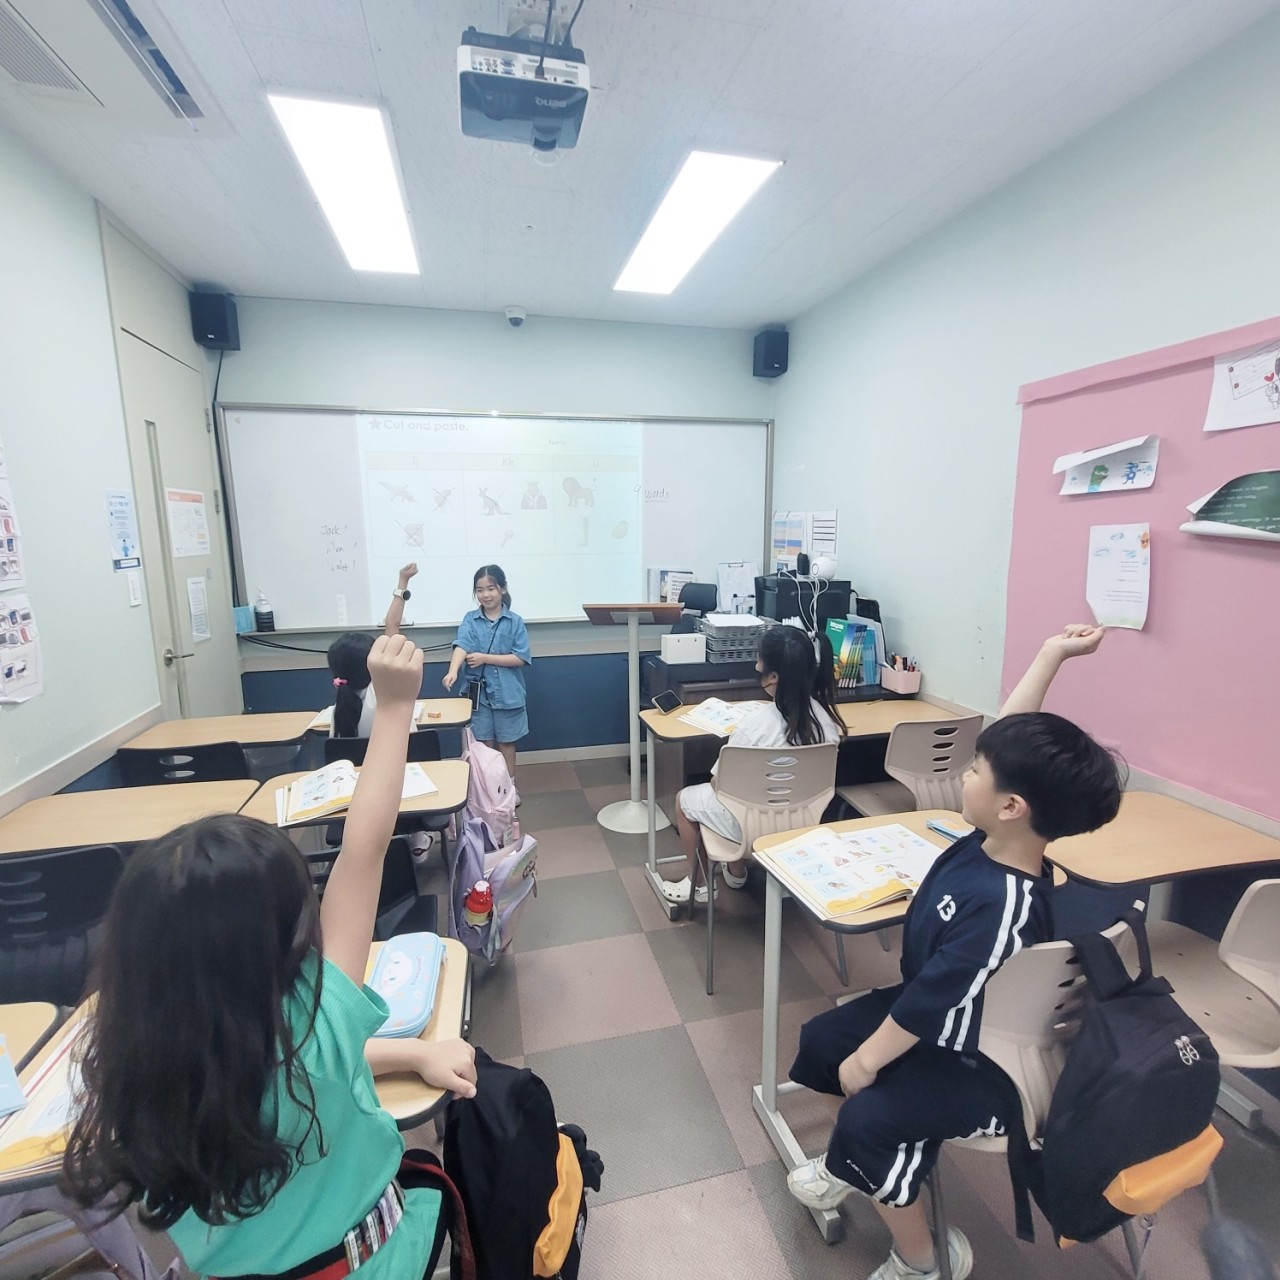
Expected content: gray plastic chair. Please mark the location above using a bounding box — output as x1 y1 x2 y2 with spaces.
1146 879 1280 1069
697 742 838 995
837 715 983 817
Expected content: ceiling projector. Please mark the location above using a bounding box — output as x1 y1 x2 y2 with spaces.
458 26 589 152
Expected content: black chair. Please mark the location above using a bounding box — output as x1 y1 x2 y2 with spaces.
0 845 125 1005
322 731 451 851
117 741 250 785
305 838 438 940
672 581 718 633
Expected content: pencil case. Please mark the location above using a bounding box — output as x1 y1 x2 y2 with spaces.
368 932 445 1038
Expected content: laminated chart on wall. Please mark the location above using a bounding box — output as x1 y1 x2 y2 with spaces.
105 488 141 571
1203 339 1280 432
1085 524 1150 630
1053 435 1159 494
1180 471 1280 542
0 591 43 703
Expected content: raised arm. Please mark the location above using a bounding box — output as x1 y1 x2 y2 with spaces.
998 624 1105 718
383 563 418 637
321 634 422 985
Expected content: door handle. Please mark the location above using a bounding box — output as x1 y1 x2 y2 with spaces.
163 647 195 667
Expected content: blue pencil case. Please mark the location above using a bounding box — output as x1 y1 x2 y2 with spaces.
368 933 445 1039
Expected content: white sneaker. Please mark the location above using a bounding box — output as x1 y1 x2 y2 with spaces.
866 1229 973 1280
722 864 748 889
786 1153 857 1210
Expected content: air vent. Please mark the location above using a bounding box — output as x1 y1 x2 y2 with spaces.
0 2 91 95
87 0 202 119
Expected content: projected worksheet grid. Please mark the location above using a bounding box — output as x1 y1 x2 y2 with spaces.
359 415 641 621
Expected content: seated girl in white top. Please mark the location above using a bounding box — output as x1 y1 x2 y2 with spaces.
662 624 844 906
326 565 418 737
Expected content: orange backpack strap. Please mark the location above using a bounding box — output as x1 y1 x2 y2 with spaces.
533 1133 585 1278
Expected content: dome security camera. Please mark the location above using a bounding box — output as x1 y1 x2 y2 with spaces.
505 306 527 328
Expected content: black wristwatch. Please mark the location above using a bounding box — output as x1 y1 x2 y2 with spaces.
393 588 411 601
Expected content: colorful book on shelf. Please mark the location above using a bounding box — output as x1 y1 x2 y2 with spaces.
825 618 875 689
0 1018 85 1183
274 761 438 826
308 701 433 732
761 823 945 916
677 698 767 736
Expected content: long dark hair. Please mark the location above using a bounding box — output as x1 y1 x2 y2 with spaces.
474 564 511 608
327 631 374 738
62 815 324 1228
758 625 844 746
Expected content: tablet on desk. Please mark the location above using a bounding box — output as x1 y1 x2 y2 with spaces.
651 690 683 715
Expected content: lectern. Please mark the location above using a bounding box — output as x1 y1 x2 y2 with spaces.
582 602 684 833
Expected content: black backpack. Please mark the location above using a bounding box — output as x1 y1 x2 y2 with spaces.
988 909 1220 1246
443 1049 603 1280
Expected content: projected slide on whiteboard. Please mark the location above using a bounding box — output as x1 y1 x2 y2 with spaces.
221 406 768 629
359 414 640 620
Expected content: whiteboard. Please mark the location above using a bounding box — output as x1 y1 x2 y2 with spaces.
220 406 770 628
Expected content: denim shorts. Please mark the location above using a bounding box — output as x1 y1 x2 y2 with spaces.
472 700 529 744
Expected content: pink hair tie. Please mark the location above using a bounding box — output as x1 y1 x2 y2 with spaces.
332 677 348 688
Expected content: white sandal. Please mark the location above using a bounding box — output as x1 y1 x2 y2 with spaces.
660 876 692 903
722 864 748 889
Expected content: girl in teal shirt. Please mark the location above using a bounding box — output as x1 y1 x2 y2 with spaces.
64 636 476 1280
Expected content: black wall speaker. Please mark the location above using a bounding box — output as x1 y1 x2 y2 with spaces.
189 292 240 351
753 328 788 378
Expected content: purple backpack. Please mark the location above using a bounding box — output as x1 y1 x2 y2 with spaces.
448 812 538 965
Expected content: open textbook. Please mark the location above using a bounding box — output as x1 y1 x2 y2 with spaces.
761 823 944 916
275 761 438 826
0 1018 85 1184
677 698 767 736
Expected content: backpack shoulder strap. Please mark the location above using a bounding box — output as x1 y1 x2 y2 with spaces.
974 1055 1038 1243
1069 906 1152 1000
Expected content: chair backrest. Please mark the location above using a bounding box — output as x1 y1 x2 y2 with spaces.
323 730 442 767
713 743 838 853
117 741 250 785
883 715 984 810
0 845 125 944
677 582 718 615
1219 878 1280 997
305 836 419 916
977 918 1137 1140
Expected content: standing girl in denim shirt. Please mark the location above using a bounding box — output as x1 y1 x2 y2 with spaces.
442 564 530 777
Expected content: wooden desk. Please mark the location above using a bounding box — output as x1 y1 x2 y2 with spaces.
413 699 472 729
0 941 469 1189
752 810 957 1244
0 1003 60 1070
0 780 261 857
367 938 470 1130
122 712 317 751
1046 791 1280 888
240 761 470 828
636 699 956 919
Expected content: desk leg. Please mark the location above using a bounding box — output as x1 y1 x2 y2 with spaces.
752 874 843 1244
642 724 684 921
598 613 670 835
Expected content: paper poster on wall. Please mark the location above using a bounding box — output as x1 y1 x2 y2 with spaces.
0 534 25 590
1203 340 1280 432
771 511 805 571
186 575 212 642
1054 435 1159 494
1180 470 1280 542
717 561 758 613
0 591 43 703
105 489 141 571
1086 523 1150 630
647 566 693 603
165 488 210 558
808 510 838 559
0 479 20 539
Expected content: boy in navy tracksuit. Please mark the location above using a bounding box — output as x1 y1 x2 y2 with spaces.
787 625 1125 1280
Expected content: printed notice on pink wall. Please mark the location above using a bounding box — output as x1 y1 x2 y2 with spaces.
1008 316 1280 822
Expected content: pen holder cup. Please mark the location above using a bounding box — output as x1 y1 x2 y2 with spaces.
879 665 921 695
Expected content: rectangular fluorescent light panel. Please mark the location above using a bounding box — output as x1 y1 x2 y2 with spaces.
268 95 419 275
614 151 781 294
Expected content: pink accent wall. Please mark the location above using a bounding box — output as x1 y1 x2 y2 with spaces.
1005 316 1280 821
